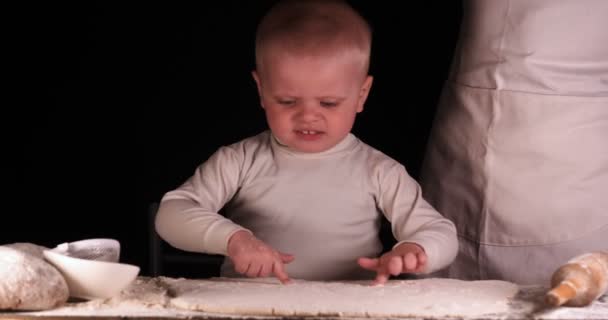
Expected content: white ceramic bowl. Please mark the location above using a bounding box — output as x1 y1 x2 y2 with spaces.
53 238 121 262
43 249 140 300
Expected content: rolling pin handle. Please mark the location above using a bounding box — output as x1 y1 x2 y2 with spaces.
546 282 576 306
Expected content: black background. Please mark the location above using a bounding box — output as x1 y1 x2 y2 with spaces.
6 1 462 277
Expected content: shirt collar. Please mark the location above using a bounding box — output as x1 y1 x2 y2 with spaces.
270 132 358 158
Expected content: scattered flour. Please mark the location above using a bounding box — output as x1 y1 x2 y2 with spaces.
4 276 607 319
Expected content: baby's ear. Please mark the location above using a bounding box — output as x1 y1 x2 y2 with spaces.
357 75 373 112
251 70 265 109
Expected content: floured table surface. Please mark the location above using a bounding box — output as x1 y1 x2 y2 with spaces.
1 276 607 320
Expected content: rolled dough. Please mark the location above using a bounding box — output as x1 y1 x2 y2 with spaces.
0 243 69 310
167 277 519 318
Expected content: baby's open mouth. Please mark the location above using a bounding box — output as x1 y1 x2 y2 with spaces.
295 130 324 140
298 130 321 135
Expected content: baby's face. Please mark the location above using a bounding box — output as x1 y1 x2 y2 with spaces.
254 54 372 153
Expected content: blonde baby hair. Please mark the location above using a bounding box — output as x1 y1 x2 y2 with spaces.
255 0 372 76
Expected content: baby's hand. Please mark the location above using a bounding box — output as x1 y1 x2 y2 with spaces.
357 242 427 285
227 230 295 284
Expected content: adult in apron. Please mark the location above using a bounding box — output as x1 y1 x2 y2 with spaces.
420 0 608 285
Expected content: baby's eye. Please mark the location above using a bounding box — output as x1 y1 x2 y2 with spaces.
320 101 338 108
277 99 296 106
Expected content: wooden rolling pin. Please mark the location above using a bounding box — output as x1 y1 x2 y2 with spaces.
546 251 608 307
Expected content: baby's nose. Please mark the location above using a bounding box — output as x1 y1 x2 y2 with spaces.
295 104 320 121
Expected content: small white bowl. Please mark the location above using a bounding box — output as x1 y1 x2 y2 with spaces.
53 238 121 262
43 249 140 300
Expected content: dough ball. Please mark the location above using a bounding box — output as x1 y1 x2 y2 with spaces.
0 244 69 310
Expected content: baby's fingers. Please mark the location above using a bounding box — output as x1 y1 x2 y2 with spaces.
246 262 262 278
258 263 272 278
272 261 291 284
417 252 427 266
404 252 417 271
372 270 390 286
279 252 295 264
234 261 250 275
413 252 427 272
357 257 380 271
358 257 390 285
388 256 403 276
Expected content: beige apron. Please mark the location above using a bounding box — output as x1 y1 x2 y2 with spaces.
420 0 608 285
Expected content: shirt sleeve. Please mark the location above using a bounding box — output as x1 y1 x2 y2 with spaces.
375 162 458 274
155 146 251 256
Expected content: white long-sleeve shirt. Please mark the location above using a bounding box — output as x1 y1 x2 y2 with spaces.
156 131 457 280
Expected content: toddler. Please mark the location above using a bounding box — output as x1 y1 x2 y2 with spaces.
156 0 457 285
